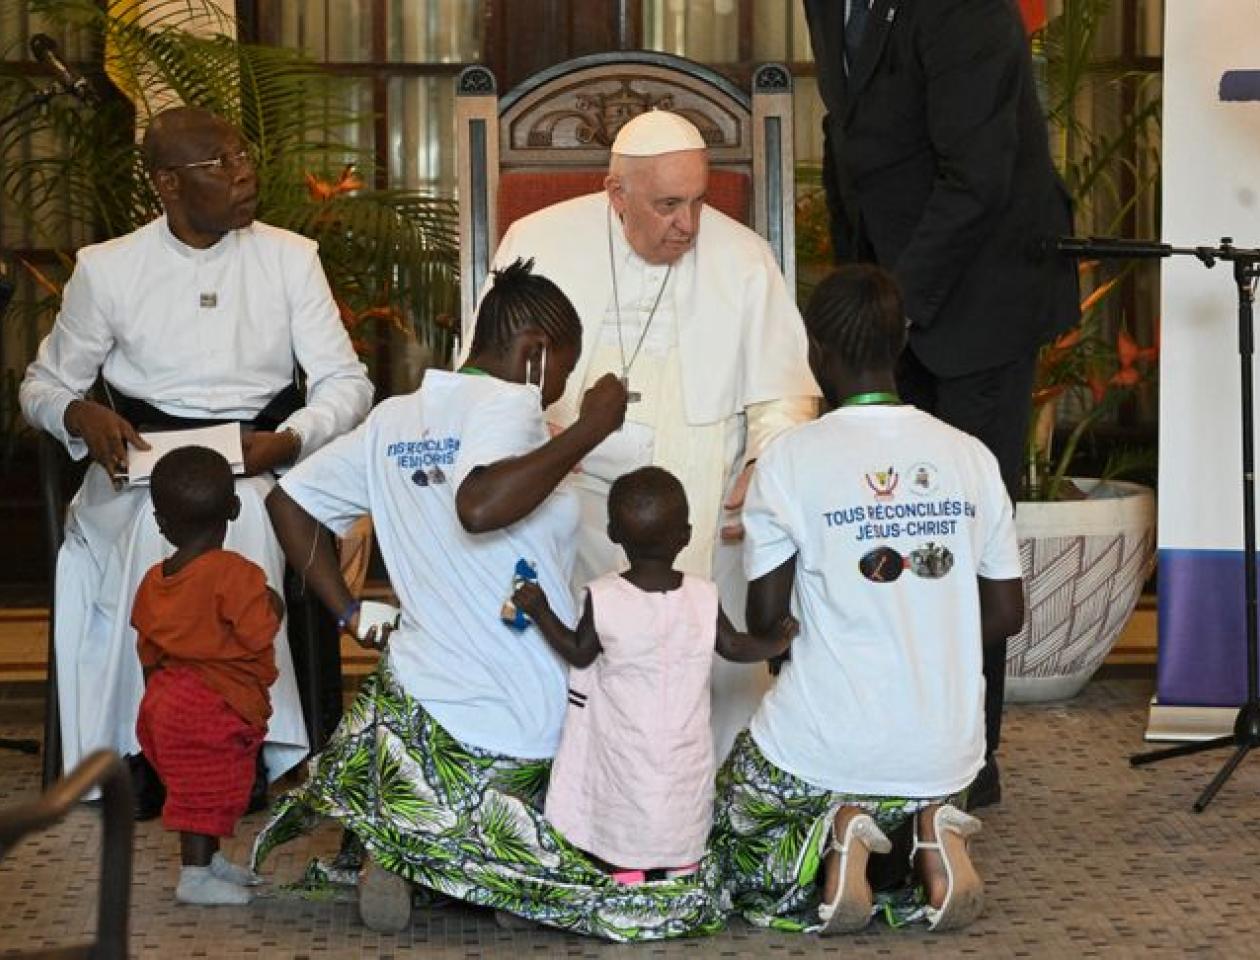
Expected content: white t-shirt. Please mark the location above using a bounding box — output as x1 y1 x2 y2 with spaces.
280 370 579 759
743 405 1022 796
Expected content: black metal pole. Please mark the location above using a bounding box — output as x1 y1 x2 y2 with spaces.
1102 235 1260 811
1237 254 1258 710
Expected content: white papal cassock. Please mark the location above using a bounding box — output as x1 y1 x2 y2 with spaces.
482 192 820 760
20 216 374 779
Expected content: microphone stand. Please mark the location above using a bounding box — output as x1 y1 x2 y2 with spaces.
0 83 77 131
1058 236 1260 812
0 83 81 759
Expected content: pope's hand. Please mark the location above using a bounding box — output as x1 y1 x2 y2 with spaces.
63 399 149 480
720 461 756 542
577 373 628 439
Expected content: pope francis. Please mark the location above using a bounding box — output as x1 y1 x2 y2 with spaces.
480 109 819 758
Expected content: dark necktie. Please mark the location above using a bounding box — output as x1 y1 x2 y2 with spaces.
846 0 871 73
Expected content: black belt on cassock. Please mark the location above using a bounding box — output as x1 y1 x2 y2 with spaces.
104 381 304 433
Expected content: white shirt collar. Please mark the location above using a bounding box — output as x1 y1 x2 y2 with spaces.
158 214 241 263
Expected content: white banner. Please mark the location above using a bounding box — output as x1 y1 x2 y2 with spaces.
1157 0 1260 707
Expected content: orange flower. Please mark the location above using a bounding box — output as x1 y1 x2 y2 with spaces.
1117 328 1140 369
1081 276 1120 314
1032 385 1067 407
1110 367 1141 388
334 296 404 337
305 164 364 202
18 258 62 298
1043 327 1082 366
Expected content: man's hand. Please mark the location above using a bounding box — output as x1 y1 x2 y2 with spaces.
346 612 395 652
720 461 756 542
242 429 301 477
775 614 800 646
63 399 149 480
512 580 551 621
576 373 628 440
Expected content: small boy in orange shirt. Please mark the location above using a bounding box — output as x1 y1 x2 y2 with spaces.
133 445 283 906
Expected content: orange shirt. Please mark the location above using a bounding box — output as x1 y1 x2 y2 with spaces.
132 549 280 730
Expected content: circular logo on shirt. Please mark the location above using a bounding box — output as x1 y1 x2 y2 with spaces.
909 542 955 579
908 461 939 496
411 469 430 487
859 546 906 583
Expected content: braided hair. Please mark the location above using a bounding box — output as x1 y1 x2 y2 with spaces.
803 264 906 372
469 257 583 357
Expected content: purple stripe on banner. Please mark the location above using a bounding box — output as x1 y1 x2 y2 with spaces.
1219 71 1260 101
1157 549 1259 706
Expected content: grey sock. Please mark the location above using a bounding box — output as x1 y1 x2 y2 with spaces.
176 865 252 906
211 852 264 886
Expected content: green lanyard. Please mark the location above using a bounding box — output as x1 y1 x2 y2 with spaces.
459 365 490 377
840 390 901 407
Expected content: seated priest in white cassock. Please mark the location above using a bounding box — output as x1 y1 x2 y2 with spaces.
479 110 820 760
20 107 373 790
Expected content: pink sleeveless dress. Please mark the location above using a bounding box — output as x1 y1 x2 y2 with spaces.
544 572 718 869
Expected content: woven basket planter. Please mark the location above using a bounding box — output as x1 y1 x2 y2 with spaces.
1005 480 1156 702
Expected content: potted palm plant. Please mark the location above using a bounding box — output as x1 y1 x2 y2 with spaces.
1 0 460 381
1004 0 1161 702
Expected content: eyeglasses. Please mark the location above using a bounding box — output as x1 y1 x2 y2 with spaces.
167 148 255 174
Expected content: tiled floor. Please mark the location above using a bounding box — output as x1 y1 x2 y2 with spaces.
3 673 1260 958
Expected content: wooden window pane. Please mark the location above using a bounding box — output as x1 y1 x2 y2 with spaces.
642 0 739 62
266 0 375 62
385 0 482 63
386 75 455 189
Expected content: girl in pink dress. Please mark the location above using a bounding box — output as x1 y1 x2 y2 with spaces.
513 466 796 882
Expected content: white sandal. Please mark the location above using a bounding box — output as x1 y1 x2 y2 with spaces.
817 811 891 935
912 804 984 932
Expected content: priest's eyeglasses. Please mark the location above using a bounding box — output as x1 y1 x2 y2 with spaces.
169 148 255 174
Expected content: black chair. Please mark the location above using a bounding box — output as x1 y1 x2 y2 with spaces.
36 431 341 788
0 749 133 960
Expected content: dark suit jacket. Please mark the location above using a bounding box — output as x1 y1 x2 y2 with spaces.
804 0 1080 377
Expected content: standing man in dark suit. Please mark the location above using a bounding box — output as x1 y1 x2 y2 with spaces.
803 0 1079 808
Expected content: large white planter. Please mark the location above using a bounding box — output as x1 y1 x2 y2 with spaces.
1005 480 1156 702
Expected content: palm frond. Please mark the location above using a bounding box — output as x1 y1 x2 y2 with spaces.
8 0 460 371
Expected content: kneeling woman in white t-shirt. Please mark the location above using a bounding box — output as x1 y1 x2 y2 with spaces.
712 265 1026 935
249 259 725 941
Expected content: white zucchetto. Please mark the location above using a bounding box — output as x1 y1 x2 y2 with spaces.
610 109 707 157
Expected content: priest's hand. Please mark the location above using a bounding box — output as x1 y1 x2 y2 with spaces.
242 428 301 477
720 461 756 542
64 399 149 481
577 373 628 440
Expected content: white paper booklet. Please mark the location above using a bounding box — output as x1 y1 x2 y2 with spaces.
124 423 245 486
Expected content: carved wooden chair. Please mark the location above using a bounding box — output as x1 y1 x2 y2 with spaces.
454 51 796 333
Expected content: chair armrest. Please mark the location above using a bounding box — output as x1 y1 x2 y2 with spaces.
0 749 133 960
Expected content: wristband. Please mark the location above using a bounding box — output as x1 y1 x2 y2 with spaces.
336 599 362 633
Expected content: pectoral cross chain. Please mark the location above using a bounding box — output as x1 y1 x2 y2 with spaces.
619 376 641 403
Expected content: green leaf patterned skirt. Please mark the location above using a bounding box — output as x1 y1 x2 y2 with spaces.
250 660 725 942
710 730 966 931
